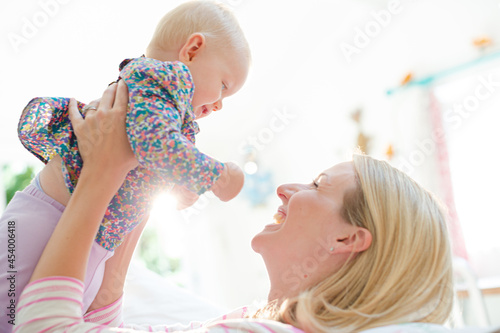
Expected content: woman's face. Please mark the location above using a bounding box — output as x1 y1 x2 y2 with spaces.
251 162 362 301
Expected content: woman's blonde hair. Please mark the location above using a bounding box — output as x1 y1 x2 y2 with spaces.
146 1 250 59
258 154 454 332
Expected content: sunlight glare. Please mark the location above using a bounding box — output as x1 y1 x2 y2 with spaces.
150 192 178 224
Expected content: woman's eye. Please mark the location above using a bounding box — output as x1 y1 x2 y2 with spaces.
312 175 327 189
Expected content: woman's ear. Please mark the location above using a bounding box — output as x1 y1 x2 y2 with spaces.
179 33 206 64
334 227 372 254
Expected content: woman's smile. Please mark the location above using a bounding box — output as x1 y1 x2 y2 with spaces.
273 207 287 224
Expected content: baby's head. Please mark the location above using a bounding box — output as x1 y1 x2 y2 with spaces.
146 1 251 119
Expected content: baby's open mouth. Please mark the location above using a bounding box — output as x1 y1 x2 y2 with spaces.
196 106 207 117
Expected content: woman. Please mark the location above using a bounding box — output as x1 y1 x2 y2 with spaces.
14 82 453 332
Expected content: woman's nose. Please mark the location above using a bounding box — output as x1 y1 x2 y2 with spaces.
276 183 302 203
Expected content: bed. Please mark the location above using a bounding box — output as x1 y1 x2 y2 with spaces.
122 261 500 332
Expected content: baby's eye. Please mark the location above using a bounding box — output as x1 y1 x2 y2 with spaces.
312 179 319 188
222 82 227 90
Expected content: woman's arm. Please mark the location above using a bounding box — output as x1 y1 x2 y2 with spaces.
16 79 290 333
14 81 297 332
29 80 138 283
86 214 148 314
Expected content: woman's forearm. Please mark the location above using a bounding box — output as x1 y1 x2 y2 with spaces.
86 214 148 312
29 166 128 282
30 82 135 283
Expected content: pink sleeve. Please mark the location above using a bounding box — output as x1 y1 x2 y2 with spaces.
15 277 301 332
83 294 124 328
15 276 87 332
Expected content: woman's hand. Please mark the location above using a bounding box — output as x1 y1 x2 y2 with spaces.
69 80 138 181
29 81 137 283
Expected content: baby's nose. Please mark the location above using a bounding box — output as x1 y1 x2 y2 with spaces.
213 100 223 111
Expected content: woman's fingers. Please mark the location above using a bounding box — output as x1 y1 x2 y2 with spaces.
68 98 83 132
99 82 118 112
113 80 129 113
87 98 101 108
67 98 81 121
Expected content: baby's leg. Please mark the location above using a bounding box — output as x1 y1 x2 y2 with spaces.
39 155 71 206
38 158 113 310
94 167 155 251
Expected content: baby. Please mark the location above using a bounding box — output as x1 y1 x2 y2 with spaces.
0 1 250 330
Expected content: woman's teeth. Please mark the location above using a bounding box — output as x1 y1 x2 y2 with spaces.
273 212 285 224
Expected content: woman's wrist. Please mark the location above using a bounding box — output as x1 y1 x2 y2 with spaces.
79 165 129 196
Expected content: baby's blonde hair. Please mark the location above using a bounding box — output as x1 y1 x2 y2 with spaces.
147 1 250 59
258 154 454 332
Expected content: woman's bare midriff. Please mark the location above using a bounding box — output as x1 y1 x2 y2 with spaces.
39 155 71 207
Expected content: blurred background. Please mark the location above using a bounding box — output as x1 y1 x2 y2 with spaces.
1 0 499 327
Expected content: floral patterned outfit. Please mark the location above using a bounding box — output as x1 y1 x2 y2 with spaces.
18 57 224 250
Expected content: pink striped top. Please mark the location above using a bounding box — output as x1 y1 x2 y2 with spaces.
14 277 304 333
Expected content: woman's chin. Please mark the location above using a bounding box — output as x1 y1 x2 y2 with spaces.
251 222 282 253
250 233 262 253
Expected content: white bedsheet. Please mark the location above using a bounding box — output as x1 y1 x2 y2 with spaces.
123 260 227 326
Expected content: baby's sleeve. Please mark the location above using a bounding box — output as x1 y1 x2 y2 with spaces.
18 97 85 164
121 58 224 195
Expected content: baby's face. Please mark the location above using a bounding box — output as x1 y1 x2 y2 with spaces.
188 47 249 119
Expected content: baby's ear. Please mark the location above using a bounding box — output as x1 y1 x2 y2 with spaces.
179 33 206 63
